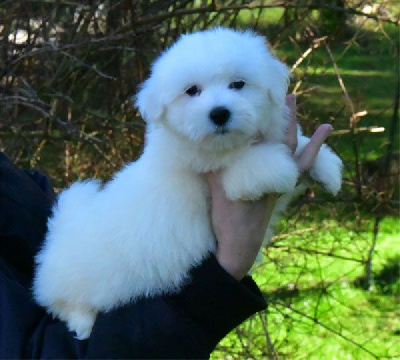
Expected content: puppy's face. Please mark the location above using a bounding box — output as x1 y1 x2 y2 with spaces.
136 28 289 152
164 75 270 151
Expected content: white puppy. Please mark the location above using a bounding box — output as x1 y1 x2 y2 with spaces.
33 28 342 339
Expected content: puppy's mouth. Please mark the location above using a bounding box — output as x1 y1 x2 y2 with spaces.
214 127 229 135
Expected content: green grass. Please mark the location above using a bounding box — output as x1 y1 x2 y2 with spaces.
212 217 400 359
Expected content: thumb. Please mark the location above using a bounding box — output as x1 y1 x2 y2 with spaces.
296 124 333 173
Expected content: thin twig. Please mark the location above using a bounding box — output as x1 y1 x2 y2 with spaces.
270 245 365 264
291 36 327 72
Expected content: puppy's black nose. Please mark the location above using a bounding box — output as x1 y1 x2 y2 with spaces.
209 106 231 127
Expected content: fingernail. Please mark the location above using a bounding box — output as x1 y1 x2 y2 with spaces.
321 124 333 134
326 125 334 135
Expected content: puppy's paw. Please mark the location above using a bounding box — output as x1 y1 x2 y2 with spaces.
222 143 299 201
310 144 343 196
60 304 97 340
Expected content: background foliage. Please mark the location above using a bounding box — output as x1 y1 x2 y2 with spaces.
1 1 399 359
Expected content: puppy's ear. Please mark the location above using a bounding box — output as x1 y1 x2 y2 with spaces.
267 58 290 106
135 77 164 123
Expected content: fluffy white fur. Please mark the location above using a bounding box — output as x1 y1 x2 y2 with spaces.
33 28 342 339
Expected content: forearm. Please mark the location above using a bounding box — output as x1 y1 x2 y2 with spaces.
215 195 278 280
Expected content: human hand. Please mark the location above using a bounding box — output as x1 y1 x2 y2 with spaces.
205 94 334 280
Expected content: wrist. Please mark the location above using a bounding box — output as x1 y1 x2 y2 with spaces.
216 249 254 281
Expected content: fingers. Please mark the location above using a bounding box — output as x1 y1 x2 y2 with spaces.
285 94 333 173
296 124 333 173
285 94 298 153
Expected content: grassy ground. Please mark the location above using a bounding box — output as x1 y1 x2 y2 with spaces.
212 217 399 359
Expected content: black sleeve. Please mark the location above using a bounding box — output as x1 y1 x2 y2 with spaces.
0 153 266 359
0 153 55 280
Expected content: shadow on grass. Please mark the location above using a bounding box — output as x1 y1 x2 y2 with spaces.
354 256 400 295
263 256 399 302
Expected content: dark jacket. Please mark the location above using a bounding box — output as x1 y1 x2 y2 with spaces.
0 153 266 359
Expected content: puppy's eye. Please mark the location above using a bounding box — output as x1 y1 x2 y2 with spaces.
229 80 245 90
185 85 201 96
